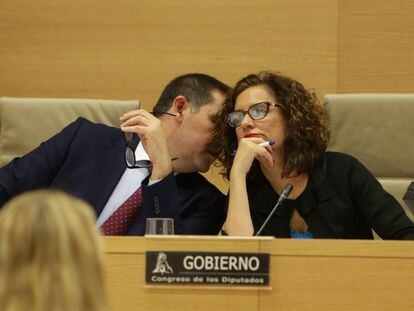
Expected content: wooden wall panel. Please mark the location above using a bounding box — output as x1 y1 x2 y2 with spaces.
0 0 338 192
338 0 414 92
0 0 338 105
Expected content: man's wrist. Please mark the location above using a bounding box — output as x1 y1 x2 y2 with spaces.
148 178 162 186
150 165 172 181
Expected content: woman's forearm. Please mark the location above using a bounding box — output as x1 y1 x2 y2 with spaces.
223 172 254 236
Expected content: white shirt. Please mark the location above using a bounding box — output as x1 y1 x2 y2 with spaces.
96 141 152 227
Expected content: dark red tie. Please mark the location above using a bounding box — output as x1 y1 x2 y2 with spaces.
100 187 143 236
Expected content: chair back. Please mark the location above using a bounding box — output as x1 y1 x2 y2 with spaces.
0 97 139 167
325 93 414 219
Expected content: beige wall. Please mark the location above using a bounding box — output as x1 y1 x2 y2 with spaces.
0 0 338 102
338 1 414 92
1 0 413 192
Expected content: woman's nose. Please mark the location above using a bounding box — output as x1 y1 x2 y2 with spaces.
239 113 255 128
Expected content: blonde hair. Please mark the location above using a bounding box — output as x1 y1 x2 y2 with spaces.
0 190 106 311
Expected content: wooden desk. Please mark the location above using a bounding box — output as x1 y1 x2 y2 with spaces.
104 236 414 311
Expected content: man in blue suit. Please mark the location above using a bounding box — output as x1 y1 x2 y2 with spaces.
0 73 229 235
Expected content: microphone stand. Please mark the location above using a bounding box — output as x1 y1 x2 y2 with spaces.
255 184 293 236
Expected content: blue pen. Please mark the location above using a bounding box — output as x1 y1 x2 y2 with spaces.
232 140 275 156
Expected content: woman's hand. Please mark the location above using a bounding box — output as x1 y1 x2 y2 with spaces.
120 109 172 180
230 137 274 178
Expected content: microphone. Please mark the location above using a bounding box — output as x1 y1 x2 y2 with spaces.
255 183 293 236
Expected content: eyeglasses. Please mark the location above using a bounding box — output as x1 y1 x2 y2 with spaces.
152 111 176 117
226 102 282 128
124 132 153 168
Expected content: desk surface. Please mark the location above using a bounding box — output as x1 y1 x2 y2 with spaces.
104 236 414 311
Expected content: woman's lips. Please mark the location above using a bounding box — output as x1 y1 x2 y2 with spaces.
243 133 263 138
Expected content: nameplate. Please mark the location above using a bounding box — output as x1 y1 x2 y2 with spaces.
146 251 270 287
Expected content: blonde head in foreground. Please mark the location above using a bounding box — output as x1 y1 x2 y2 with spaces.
0 190 105 311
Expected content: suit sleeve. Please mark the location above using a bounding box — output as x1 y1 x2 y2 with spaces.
349 157 414 239
0 118 84 207
140 173 226 235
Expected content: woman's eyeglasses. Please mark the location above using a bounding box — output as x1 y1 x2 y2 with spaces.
226 102 282 128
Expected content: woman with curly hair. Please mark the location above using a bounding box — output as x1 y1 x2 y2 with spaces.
213 71 414 239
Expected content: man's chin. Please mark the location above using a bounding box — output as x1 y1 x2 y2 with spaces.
175 157 212 173
198 161 213 173
174 163 210 174
198 166 210 173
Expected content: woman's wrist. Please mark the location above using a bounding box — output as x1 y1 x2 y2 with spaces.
230 167 247 180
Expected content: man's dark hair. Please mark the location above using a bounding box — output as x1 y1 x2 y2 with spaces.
152 73 230 117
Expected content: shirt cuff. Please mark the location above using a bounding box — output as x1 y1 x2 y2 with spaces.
148 178 162 186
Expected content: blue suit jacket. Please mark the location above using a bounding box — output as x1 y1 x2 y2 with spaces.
0 118 226 235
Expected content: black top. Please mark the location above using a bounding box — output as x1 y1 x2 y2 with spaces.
247 152 414 239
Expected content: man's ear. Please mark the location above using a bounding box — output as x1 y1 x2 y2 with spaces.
171 96 190 121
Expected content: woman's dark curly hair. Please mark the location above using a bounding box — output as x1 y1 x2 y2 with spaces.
211 71 330 180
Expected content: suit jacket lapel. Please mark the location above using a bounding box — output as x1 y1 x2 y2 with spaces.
302 154 341 238
89 131 140 216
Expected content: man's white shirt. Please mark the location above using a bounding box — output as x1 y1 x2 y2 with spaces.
96 141 151 227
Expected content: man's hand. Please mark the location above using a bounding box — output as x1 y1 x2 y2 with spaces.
120 109 172 180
